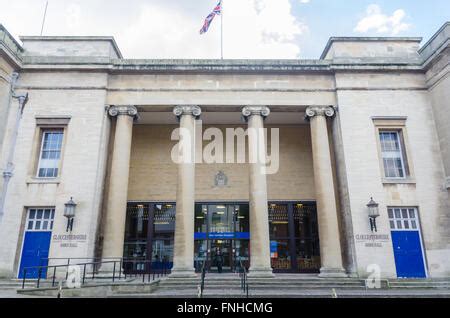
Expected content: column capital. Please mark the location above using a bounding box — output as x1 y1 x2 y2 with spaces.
173 105 202 119
108 105 138 118
241 106 270 121
305 106 335 119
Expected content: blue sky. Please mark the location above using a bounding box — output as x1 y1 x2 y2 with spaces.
294 0 450 58
0 0 448 59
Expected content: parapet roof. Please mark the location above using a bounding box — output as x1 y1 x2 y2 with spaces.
0 22 448 71
320 37 423 60
19 35 123 59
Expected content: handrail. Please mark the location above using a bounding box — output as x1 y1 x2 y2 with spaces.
21 258 170 289
239 259 249 298
199 259 207 298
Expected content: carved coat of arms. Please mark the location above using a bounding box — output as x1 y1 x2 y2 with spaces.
214 171 228 187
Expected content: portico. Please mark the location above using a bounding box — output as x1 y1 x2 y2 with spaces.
102 104 346 278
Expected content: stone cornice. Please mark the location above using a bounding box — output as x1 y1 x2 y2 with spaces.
173 105 202 119
108 105 138 118
0 24 23 69
241 106 271 120
305 106 335 119
18 57 426 73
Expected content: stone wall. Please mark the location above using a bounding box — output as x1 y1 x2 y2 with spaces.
127 124 315 202
0 57 14 156
336 71 450 277
106 73 336 107
0 70 110 277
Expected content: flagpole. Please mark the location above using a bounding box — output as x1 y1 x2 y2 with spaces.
221 0 224 59
40 1 49 36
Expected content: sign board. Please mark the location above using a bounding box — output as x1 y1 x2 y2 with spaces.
52 234 87 248
355 233 390 247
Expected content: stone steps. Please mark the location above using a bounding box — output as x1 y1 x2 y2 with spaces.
386 279 450 289
0 282 35 289
110 289 450 299
12 275 450 298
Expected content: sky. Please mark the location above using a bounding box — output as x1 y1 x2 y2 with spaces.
0 0 449 59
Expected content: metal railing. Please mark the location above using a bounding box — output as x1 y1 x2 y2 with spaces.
239 260 249 298
21 258 170 289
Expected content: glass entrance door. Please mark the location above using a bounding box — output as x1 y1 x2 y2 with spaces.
194 203 250 273
269 202 321 273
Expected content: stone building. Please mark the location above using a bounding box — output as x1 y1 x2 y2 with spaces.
0 22 449 280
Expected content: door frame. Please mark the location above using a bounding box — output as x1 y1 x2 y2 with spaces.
17 207 55 278
388 206 428 278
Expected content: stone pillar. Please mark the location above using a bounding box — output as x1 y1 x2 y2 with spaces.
102 106 137 259
170 105 201 278
305 106 346 277
242 106 274 278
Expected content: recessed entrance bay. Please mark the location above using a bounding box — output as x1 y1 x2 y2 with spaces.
123 201 320 273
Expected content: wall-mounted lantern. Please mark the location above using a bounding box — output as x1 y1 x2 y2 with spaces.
367 197 380 232
64 197 77 232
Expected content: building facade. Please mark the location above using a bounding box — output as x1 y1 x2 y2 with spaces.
0 22 449 280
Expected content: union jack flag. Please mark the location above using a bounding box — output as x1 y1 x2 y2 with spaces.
200 1 222 34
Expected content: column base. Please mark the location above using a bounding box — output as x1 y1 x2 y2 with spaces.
318 267 348 278
248 267 275 278
346 271 359 278
169 268 197 278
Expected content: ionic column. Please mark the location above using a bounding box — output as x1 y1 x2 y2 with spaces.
102 106 138 259
170 105 201 277
305 106 346 277
242 106 274 278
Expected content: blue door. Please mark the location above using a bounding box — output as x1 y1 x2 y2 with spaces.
18 231 52 279
18 208 55 278
391 231 426 278
389 208 426 278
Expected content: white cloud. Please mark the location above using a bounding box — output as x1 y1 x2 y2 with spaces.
354 4 411 35
223 0 308 58
118 0 307 59
299 0 310 3
0 0 307 59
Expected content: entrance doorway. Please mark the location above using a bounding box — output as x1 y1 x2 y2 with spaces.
268 202 321 273
388 207 427 278
123 203 175 273
194 203 250 272
18 208 55 278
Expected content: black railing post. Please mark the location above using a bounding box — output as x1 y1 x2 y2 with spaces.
65 258 70 280
200 260 207 298
82 264 86 285
22 269 26 289
113 261 116 283
37 268 41 288
119 259 122 280
52 267 56 287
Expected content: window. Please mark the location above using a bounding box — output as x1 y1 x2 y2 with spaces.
388 207 419 230
26 208 55 231
37 130 64 178
379 131 408 178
